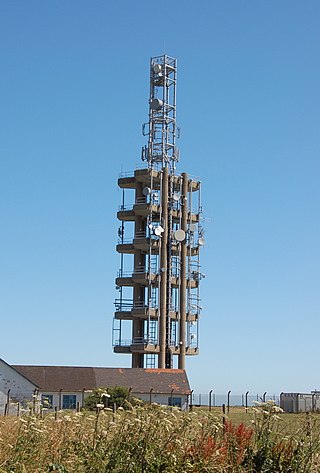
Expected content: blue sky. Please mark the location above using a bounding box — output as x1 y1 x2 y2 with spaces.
1 0 319 395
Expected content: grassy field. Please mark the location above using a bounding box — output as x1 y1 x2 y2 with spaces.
1 401 320 472
197 405 320 435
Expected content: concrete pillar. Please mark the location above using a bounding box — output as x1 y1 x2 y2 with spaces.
178 172 188 369
159 166 169 368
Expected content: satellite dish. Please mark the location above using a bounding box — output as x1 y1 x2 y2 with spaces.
173 193 180 202
150 98 163 110
143 187 151 196
153 64 162 74
148 223 153 229
174 229 186 242
189 224 196 232
198 237 205 246
155 226 164 236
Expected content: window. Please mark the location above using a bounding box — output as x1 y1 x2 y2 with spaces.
168 397 182 408
62 395 77 410
41 394 53 409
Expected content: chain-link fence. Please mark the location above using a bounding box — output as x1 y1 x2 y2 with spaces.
2 389 281 416
190 392 280 408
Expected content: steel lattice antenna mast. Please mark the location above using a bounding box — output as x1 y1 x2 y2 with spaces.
142 55 179 171
113 55 204 370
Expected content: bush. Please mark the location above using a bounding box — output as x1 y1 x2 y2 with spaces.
84 386 140 410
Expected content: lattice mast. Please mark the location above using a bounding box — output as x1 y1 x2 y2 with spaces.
113 55 204 370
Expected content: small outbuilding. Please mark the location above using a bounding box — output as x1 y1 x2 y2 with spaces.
280 391 320 413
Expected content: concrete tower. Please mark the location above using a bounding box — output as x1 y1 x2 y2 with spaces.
113 55 204 369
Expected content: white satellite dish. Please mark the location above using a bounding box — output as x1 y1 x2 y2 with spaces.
189 224 196 232
150 98 163 110
154 226 164 236
173 193 180 202
153 64 162 74
174 229 186 242
143 187 151 196
198 237 205 246
148 223 153 229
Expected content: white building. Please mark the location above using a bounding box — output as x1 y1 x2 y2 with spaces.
0 358 191 413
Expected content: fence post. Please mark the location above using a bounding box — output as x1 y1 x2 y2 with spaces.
227 390 231 413
149 388 153 405
245 391 249 412
82 388 86 408
312 393 316 412
6 389 11 416
170 389 174 409
189 390 193 411
209 390 213 412
33 389 37 414
222 404 226 433
54 406 58 421
59 389 63 410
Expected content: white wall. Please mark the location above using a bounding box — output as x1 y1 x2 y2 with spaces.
40 391 83 410
38 391 188 410
135 392 188 409
0 360 37 414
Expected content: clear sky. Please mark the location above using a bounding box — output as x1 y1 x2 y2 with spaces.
1 0 319 396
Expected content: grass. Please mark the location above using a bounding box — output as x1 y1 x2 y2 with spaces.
198 406 320 435
0 401 320 472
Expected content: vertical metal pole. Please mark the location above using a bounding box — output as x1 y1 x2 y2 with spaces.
178 172 188 369
59 389 62 410
149 388 153 405
245 391 249 412
159 166 168 368
263 392 267 403
222 404 226 433
209 390 213 412
6 389 10 416
227 390 231 413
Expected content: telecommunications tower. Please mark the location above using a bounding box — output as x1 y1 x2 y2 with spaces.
113 55 204 369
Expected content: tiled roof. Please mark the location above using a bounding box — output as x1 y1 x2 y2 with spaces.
12 365 191 394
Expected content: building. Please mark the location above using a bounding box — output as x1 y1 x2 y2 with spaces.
0 358 191 413
113 54 204 370
280 392 320 413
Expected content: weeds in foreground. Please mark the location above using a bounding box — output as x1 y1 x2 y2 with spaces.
0 401 320 472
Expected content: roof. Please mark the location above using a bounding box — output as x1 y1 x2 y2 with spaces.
12 365 191 395
0 358 39 389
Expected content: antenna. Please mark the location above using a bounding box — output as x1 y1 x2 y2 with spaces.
143 55 178 170
113 55 204 372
